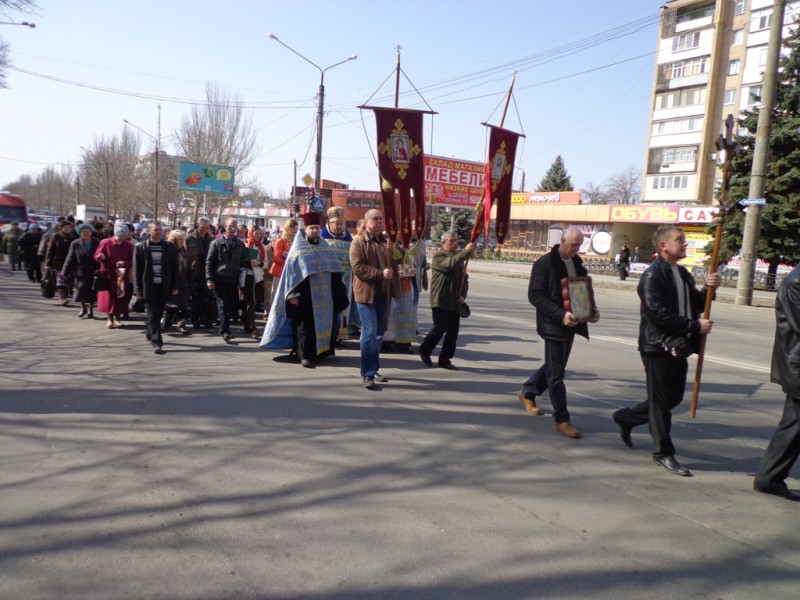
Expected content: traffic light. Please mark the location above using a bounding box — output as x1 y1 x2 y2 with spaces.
293 203 301 215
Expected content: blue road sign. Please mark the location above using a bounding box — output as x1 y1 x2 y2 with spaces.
739 198 766 206
311 196 324 212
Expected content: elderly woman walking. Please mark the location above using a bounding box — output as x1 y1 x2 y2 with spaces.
45 221 78 306
94 221 135 329
62 223 100 319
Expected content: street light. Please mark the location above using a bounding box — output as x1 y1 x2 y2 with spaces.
0 21 36 27
123 105 161 221
268 33 356 199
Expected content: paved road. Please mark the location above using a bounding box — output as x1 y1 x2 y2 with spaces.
0 261 797 600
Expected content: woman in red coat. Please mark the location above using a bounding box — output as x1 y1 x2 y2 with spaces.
94 222 134 329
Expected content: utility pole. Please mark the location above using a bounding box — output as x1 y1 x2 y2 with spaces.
105 161 110 220
736 0 785 305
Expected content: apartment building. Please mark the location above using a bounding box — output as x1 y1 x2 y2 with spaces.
643 0 799 205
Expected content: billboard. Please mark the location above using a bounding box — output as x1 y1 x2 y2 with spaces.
424 155 485 208
179 162 235 195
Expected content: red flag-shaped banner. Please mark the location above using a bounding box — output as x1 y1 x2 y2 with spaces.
483 125 520 246
371 108 426 245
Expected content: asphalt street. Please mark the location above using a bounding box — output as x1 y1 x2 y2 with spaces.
0 260 798 600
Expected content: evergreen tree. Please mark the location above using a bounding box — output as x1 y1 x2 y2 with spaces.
536 155 574 191
718 18 800 273
432 208 473 246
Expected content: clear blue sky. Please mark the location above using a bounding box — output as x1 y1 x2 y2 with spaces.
0 0 663 198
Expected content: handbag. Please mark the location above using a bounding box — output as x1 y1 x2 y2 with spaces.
129 295 145 313
92 270 109 292
457 302 471 319
660 333 695 359
40 270 56 299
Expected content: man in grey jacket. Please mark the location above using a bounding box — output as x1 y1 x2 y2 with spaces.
753 263 800 501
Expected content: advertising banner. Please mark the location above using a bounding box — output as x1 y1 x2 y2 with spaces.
179 162 235 195
424 155 485 209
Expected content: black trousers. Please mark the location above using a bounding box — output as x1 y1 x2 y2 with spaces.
145 286 167 348
754 395 800 490
615 351 688 458
420 307 460 366
191 278 215 326
214 280 240 335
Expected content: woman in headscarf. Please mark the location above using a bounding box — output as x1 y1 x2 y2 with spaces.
94 221 135 329
242 225 267 338
269 218 298 300
45 221 78 306
62 223 100 319
163 229 192 335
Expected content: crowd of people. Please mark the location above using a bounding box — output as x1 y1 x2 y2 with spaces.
2 213 799 500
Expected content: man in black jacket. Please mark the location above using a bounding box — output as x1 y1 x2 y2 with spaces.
519 227 599 439
753 263 800 501
206 218 251 343
613 226 718 476
133 222 179 355
185 217 215 328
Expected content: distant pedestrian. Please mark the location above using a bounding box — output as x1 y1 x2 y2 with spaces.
45 221 78 306
61 223 100 319
94 221 135 329
133 222 179 354
618 244 631 280
753 263 800 502
18 223 43 282
206 219 249 343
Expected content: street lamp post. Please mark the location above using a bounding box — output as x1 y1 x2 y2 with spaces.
268 34 356 200
124 105 161 221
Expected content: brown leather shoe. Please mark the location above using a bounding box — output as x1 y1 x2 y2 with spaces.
553 422 581 439
517 391 542 416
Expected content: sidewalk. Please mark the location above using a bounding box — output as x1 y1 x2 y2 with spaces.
467 259 776 308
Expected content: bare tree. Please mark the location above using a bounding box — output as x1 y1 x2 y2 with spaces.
174 82 260 189
80 128 143 219
0 0 37 89
605 167 641 205
580 181 609 204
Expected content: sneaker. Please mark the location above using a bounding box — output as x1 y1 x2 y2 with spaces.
517 391 542 416
363 376 375 389
374 373 388 383
553 422 581 439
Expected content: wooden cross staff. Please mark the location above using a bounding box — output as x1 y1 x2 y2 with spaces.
690 114 739 418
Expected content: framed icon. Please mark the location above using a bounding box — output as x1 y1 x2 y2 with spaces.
561 276 596 323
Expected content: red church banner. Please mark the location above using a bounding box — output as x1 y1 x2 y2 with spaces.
371 108 427 246
483 125 520 246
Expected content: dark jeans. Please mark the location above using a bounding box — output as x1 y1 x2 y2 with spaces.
615 352 688 458
356 292 387 378
420 307 461 365
521 335 575 423
26 257 42 282
213 280 240 335
754 395 800 490
191 277 215 326
145 286 167 348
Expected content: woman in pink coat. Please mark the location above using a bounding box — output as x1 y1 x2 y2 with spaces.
94 222 134 329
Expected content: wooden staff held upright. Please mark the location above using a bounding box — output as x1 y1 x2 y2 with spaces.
690 114 739 418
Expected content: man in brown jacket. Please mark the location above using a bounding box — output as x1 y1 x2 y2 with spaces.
349 209 399 389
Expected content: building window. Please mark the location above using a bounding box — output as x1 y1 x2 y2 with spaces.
724 89 737 104
673 31 700 52
748 85 763 106
731 29 744 46
652 116 704 135
728 59 741 76
750 8 772 32
735 0 746 16
670 56 709 79
759 47 768 66
656 86 706 109
653 175 689 190
648 146 699 173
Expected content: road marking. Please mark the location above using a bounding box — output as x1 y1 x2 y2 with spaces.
472 311 770 374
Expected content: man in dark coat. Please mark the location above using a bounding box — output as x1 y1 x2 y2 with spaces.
612 226 718 477
206 218 250 343
419 231 474 371
18 223 43 282
133 222 179 354
185 217 215 328
753 263 800 501
518 227 600 438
